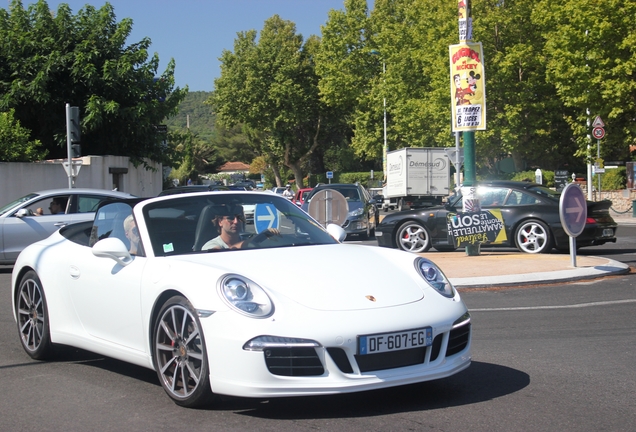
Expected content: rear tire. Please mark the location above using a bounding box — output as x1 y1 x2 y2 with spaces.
153 295 213 408
16 270 54 360
515 219 552 253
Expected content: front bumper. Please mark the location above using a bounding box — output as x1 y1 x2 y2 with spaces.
342 217 370 235
201 300 471 398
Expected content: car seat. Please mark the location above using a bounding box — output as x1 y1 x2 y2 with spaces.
193 205 220 251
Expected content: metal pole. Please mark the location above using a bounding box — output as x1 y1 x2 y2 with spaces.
597 138 601 199
455 132 461 188
65 103 72 189
382 61 387 183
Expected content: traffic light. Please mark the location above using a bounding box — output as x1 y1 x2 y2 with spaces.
71 144 81 157
69 106 81 144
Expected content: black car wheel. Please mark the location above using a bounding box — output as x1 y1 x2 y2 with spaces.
16 270 54 360
153 296 213 408
395 221 431 253
515 219 552 254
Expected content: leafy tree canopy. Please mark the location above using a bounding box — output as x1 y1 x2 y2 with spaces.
316 0 635 176
0 108 46 161
0 0 187 166
210 14 348 187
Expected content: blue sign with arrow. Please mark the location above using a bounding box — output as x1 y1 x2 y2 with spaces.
254 203 279 233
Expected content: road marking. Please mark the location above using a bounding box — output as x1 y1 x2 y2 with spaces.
470 299 636 312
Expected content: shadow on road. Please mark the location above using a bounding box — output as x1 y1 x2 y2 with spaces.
209 361 529 417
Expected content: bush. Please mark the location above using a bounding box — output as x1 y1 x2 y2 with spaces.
595 166 626 190
510 170 554 187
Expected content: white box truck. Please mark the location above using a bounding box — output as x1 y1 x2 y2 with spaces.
384 147 451 211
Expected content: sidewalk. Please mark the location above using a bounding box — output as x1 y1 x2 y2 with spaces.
428 251 629 289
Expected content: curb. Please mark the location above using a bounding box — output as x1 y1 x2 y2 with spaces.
449 257 630 289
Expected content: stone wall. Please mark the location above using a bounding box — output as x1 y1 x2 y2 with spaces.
587 189 636 214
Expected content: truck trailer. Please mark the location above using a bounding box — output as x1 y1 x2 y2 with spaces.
383 147 451 211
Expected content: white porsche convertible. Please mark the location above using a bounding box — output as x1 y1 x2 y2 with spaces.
12 192 471 407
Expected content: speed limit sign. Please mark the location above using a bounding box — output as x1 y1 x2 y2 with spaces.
592 127 605 139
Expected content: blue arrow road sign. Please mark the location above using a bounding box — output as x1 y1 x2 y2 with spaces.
559 183 587 237
254 203 279 233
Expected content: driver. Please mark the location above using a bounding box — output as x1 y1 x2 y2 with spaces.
201 204 280 250
202 205 246 250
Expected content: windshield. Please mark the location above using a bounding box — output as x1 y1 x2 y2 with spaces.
527 185 560 200
142 193 338 256
0 193 38 216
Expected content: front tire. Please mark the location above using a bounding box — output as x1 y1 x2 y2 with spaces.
395 221 431 253
16 270 54 360
153 296 213 408
515 219 552 253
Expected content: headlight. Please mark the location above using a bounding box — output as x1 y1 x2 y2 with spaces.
348 207 364 217
415 258 455 298
218 275 274 318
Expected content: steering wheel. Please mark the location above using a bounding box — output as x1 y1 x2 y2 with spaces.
241 229 281 249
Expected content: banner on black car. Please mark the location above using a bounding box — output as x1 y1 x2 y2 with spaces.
447 210 507 247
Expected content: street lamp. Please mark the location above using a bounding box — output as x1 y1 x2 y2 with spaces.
370 50 388 182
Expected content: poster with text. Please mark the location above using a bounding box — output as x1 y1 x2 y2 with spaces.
449 42 486 132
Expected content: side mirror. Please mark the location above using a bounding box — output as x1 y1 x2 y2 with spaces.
92 237 133 266
15 209 32 218
326 223 347 242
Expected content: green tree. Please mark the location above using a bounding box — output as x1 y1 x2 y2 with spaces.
533 0 636 163
318 0 460 163
210 15 335 188
473 0 578 174
0 0 187 166
0 108 46 161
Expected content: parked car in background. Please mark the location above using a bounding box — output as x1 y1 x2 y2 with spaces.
12 191 471 407
0 188 135 264
293 188 313 207
230 180 255 190
271 186 286 195
302 183 379 239
376 180 618 254
159 185 230 196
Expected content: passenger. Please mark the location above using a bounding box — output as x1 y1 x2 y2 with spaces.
123 214 140 255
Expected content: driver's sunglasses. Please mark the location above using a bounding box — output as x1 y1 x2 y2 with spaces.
222 214 245 223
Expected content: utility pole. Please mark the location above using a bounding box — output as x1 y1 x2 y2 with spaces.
450 0 487 256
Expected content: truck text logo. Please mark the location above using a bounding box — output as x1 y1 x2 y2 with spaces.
405 157 447 171
388 155 404 175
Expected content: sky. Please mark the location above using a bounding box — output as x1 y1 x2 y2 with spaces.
23 0 354 92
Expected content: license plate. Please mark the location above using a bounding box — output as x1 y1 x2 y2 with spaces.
602 228 614 237
358 327 432 355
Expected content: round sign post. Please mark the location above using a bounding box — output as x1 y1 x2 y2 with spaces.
559 183 587 267
307 189 348 229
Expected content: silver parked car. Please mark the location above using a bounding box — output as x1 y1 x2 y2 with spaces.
0 188 135 264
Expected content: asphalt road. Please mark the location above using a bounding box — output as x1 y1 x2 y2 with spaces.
1 228 635 431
